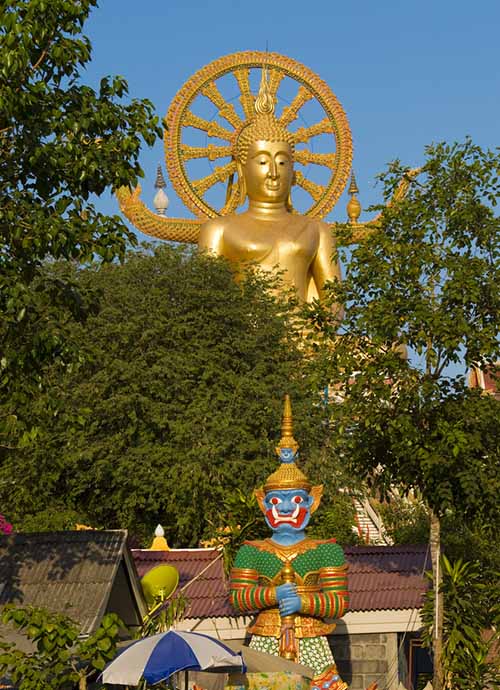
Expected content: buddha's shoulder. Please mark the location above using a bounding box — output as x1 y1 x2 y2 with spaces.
199 215 231 234
288 214 329 232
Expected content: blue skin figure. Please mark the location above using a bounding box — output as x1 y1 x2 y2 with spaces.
263 486 315 617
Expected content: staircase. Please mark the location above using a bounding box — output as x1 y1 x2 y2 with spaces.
352 497 392 545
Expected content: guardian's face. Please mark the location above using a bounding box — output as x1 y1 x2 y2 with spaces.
263 489 314 536
242 141 293 204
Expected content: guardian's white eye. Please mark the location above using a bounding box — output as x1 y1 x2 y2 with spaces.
270 497 281 505
293 496 303 504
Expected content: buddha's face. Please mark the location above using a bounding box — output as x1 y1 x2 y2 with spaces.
242 140 293 204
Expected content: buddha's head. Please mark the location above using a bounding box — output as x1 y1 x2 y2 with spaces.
255 396 323 538
233 69 295 208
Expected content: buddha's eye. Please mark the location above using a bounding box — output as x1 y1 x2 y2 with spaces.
259 160 267 165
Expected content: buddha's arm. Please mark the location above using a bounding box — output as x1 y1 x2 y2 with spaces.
230 566 278 612
299 563 349 619
116 186 201 243
310 221 342 300
198 218 225 255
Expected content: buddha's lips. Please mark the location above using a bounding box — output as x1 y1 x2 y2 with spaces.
266 505 308 528
265 181 280 191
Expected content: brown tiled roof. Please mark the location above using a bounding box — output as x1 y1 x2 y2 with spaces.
344 544 431 611
132 547 233 618
132 544 430 619
0 530 145 637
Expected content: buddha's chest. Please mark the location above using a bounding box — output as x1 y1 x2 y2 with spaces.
223 217 319 265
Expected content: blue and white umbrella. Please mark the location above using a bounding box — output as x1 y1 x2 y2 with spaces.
102 630 246 686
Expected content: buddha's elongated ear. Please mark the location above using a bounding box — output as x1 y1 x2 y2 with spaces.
285 171 296 211
254 487 266 514
309 485 323 514
236 160 246 207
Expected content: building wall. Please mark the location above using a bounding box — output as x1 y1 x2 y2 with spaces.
330 632 399 690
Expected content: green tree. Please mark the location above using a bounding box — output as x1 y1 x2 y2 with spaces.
305 139 500 690
0 0 160 451
3 245 339 546
421 557 500 690
0 605 122 689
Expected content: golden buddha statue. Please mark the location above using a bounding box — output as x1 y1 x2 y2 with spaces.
197 70 341 302
117 51 411 303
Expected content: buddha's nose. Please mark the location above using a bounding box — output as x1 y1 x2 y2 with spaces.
268 159 278 179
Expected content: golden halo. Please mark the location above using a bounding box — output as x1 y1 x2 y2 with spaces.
165 51 353 220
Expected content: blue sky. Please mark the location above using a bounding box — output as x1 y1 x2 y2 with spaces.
84 0 500 227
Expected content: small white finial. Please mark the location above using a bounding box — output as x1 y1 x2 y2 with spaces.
155 524 165 537
154 187 169 215
153 164 169 215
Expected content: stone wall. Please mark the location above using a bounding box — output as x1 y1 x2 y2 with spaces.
330 632 399 690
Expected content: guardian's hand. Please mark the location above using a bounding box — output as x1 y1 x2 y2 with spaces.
276 583 297 602
279 595 301 617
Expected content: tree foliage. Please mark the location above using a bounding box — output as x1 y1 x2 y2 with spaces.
421 557 500 690
2 246 346 546
304 139 500 689
0 0 161 450
0 606 122 689
305 139 500 523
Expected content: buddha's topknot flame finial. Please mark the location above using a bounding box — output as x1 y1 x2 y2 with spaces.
254 66 275 115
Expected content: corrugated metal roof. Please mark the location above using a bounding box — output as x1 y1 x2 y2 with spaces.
132 544 430 619
0 530 133 635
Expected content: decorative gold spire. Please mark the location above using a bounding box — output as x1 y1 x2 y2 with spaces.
276 394 299 455
347 171 362 223
262 396 311 492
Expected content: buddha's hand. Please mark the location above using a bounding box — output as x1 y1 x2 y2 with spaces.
275 583 297 602
279 594 301 617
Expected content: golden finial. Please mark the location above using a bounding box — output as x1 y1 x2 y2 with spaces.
348 172 359 195
149 524 170 551
347 171 362 223
254 66 275 115
276 394 299 455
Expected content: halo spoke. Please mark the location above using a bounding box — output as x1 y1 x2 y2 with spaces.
294 170 325 202
294 150 336 170
268 69 285 101
182 111 233 140
181 144 232 161
233 69 255 119
279 85 314 127
201 82 243 129
192 161 237 196
292 118 334 144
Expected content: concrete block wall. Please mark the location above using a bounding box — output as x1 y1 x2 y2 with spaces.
330 632 399 690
